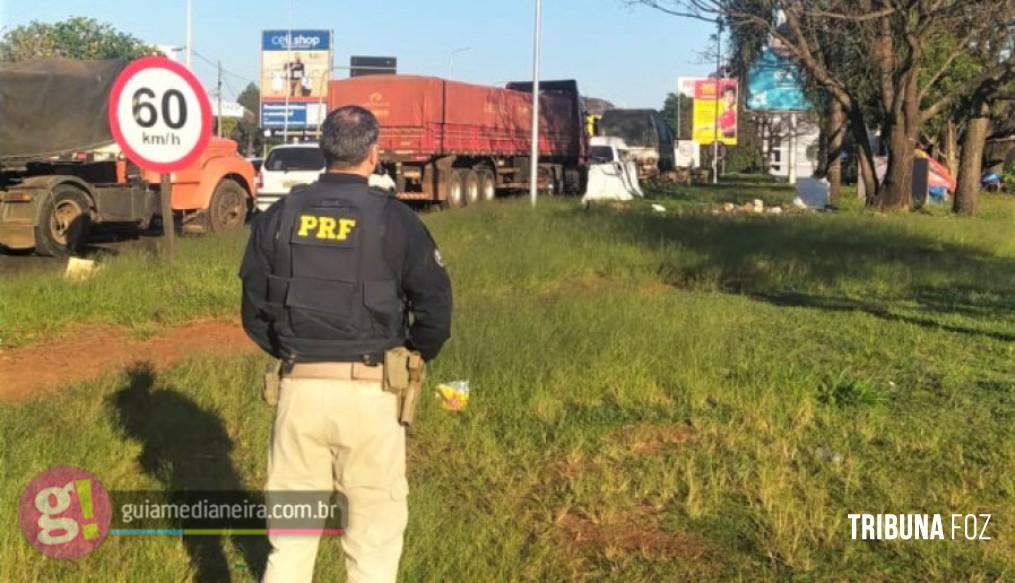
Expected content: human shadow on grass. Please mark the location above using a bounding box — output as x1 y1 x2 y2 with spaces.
576 206 1015 336
110 363 269 582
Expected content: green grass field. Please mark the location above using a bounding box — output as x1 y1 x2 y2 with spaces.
2 180 1014 581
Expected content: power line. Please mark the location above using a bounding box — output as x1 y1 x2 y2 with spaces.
223 76 240 101
191 49 258 86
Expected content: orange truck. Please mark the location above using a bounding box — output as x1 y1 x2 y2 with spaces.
0 59 255 256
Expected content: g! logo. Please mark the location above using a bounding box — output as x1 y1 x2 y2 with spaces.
18 466 111 559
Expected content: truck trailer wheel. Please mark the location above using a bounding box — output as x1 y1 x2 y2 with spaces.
477 169 496 202
447 169 466 208
205 179 248 233
463 170 481 205
35 185 92 257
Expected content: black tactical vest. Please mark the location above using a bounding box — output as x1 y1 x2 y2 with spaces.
259 181 406 363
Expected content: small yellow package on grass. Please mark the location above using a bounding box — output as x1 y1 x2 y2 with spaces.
435 381 470 411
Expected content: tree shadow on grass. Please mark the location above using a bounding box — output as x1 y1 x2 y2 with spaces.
110 363 269 582
756 291 1015 343
575 206 1015 339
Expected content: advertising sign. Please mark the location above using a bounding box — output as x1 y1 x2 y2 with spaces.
677 76 704 98
747 48 809 111
260 102 328 128
260 30 333 129
692 78 738 146
675 140 701 168
350 56 397 77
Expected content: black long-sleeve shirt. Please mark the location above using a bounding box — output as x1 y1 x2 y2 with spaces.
240 173 452 361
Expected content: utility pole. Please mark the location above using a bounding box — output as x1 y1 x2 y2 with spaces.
217 61 223 138
185 0 192 69
712 20 723 185
529 0 542 207
676 89 681 141
283 0 293 143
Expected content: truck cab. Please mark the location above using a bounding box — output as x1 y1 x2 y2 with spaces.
0 59 255 256
0 138 255 256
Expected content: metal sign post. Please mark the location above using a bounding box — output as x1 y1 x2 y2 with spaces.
712 21 723 185
529 0 542 207
159 173 176 258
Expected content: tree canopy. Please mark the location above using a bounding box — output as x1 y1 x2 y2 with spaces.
0 17 155 62
635 0 1015 214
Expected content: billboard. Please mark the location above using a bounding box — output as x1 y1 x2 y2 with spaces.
261 102 329 128
692 78 738 146
675 140 701 168
677 76 704 98
260 30 333 129
747 48 809 111
350 56 396 77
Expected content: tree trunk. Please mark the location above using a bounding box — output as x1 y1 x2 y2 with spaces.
954 100 991 216
942 120 959 179
826 98 845 206
878 122 913 210
877 71 922 211
846 104 877 204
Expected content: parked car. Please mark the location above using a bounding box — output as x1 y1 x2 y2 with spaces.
256 144 325 211
256 143 395 212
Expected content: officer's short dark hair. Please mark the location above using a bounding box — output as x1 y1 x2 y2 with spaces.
320 106 379 169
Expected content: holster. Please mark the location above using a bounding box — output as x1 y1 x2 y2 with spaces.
263 359 282 406
383 347 426 426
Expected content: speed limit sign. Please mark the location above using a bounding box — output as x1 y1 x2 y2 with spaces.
108 56 212 172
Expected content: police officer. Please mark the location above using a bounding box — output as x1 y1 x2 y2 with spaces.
240 105 452 583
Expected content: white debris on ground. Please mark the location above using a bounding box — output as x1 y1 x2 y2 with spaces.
582 161 644 202
711 199 813 216
64 257 100 280
795 177 831 209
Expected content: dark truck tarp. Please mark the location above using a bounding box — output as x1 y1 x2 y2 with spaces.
599 109 666 148
0 58 128 161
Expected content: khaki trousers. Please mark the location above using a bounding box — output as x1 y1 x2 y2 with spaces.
262 368 408 583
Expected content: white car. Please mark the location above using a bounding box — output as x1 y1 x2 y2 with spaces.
256 143 395 212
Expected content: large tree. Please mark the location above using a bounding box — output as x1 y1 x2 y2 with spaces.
635 0 1015 212
661 92 693 140
0 17 155 62
949 29 1015 215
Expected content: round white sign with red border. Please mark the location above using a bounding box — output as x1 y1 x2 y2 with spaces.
108 56 212 173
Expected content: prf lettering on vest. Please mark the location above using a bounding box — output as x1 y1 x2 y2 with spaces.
298 215 358 241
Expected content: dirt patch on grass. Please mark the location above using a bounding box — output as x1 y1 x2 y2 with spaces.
611 422 695 456
0 319 255 402
556 506 711 560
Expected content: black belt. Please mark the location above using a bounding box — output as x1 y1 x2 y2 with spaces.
282 353 383 374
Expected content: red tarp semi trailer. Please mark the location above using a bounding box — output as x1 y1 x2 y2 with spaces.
328 75 587 206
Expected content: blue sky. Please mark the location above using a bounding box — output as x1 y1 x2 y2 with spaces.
1 0 716 108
